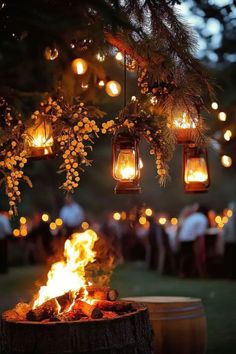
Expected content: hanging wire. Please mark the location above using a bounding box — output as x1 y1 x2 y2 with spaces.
123 51 127 108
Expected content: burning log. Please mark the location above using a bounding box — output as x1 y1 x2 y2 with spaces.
3 303 31 321
26 299 58 321
73 300 103 319
94 300 133 313
87 286 119 301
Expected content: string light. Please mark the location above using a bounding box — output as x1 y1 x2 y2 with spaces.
49 222 57 231
139 216 147 225
55 218 63 226
224 130 232 141
81 221 89 230
171 217 178 225
96 53 105 62
221 155 232 168
115 52 123 61
20 227 28 237
159 217 167 225
145 208 153 216
20 216 27 224
227 209 233 218
211 102 218 110
113 212 121 221
98 80 105 88
218 112 227 122
42 213 49 222
13 229 20 237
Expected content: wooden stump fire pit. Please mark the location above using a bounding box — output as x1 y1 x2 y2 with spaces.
0 302 153 354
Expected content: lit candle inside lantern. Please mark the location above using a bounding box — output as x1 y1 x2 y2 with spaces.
114 149 136 180
72 58 88 75
25 116 54 158
183 145 210 193
173 113 199 144
184 157 208 183
112 133 141 194
105 80 121 97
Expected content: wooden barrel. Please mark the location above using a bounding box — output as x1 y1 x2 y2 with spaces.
123 296 207 354
0 305 152 354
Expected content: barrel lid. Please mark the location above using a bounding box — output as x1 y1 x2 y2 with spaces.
122 296 202 304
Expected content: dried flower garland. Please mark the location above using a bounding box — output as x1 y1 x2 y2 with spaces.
0 95 104 215
101 98 176 185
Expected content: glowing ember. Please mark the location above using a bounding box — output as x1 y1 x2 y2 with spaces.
33 230 98 309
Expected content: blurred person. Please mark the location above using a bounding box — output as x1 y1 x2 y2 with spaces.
146 216 164 272
0 211 12 274
59 195 84 235
178 205 209 277
223 202 236 279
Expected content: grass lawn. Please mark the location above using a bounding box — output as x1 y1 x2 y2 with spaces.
0 263 236 354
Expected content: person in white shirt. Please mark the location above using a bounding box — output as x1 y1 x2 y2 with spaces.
0 211 12 274
178 205 209 277
59 196 84 235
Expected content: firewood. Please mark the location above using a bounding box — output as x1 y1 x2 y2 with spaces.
102 311 119 319
93 300 132 312
14 303 31 320
87 286 119 301
26 299 58 321
2 310 21 321
73 300 103 319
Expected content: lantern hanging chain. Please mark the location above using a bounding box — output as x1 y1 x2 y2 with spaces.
123 51 127 108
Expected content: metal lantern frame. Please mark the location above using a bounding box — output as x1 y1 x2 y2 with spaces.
112 131 141 194
183 144 210 193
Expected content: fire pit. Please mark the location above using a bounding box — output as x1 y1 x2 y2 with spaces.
0 230 152 354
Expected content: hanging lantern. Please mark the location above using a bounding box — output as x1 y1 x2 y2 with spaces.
105 80 121 97
183 145 210 193
173 113 201 144
25 115 54 158
71 58 88 75
112 132 141 194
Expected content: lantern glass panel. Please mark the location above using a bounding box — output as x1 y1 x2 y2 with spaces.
114 148 137 181
184 157 208 184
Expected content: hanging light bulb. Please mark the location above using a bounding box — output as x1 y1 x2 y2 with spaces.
115 52 124 61
44 46 59 61
105 80 121 97
81 82 89 90
25 115 54 158
72 58 88 75
218 112 227 122
98 79 105 88
173 113 199 144
221 155 232 168
183 145 210 193
224 130 232 141
112 132 141 194
96 52 105 62
211 102 218 110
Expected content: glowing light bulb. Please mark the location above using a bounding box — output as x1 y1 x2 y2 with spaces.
159 217 167 225
113 212 121 221
96 53 105 62
72 58 88 75
218 112 227 122
98 80 105 88
20 217 27 224
42 213 49 222
50 222 57 231
13 229 20 237
145 208 153 216
105 80 121 97
115 52 123 61
139 216 147 225
55 218 63 226
211 102 218 110
173 112 196 129
224 130 232 141
171 217 178 225
221 155 232 168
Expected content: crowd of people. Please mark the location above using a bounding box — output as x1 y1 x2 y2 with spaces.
0 198 236 280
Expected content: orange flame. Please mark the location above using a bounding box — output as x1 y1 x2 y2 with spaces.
33 230 98 309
